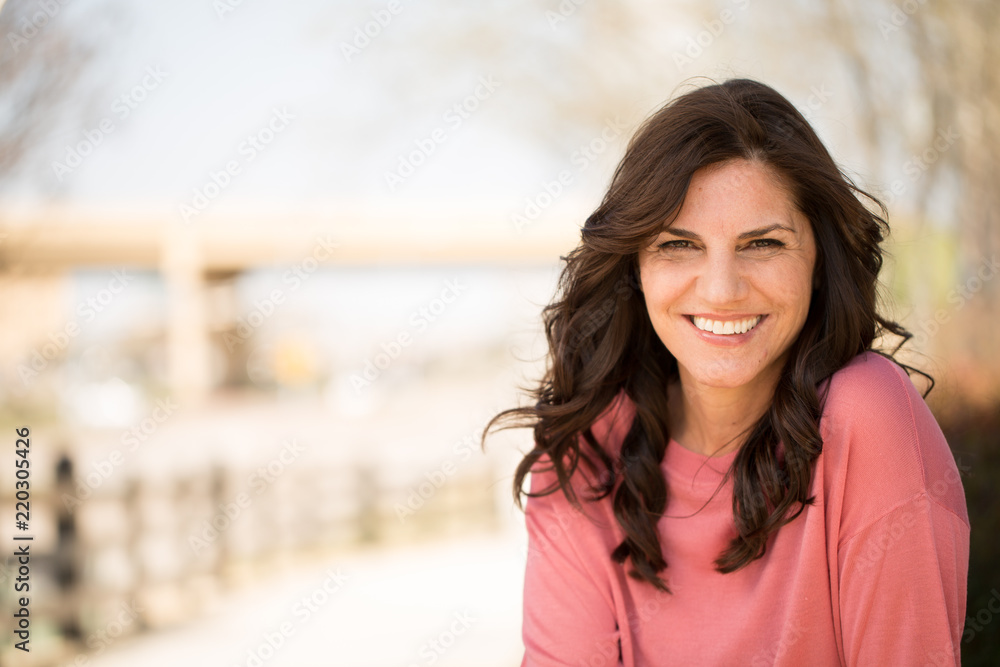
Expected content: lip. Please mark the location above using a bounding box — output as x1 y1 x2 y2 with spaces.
686 313 763 320
686 314 766 346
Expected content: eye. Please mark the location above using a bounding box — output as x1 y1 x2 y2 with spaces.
746 238 785 250
656 239 695 250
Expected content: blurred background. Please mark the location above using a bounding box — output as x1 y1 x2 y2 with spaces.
0 0 996 665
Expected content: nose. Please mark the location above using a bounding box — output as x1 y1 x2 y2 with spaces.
696 250 748 305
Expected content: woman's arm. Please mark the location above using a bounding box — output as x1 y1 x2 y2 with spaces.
837 491 969 666
521 461 623 667
826 354 971 666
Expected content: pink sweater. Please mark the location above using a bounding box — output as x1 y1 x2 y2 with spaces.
521 352 970 666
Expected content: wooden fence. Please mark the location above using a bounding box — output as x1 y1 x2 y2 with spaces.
0 450 500 665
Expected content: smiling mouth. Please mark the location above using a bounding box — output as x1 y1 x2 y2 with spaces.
690 315 763 335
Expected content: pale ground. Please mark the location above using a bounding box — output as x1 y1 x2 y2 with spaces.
84 526 527 667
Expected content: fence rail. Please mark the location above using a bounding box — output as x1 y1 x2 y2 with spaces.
0 449 500 665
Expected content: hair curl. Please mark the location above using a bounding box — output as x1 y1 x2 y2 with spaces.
485 78 925 592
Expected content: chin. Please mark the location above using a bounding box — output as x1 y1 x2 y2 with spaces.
695 375 756 390
685 360 766 390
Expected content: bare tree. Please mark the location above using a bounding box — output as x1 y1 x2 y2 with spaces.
0 0 108 194
817 0 999 370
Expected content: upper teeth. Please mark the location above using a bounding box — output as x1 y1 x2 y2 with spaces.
693 316 761 335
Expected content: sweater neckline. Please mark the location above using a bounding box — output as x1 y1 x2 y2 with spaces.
663 438 739 484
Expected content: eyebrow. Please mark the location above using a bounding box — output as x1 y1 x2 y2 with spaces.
663 223 797 240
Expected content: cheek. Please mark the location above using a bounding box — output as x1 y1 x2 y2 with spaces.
639 272 685 315
637 261 658 305
761 258 814 309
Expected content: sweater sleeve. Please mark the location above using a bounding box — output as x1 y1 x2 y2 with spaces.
837 492 969 666
521 459 623 667
826 354 970 666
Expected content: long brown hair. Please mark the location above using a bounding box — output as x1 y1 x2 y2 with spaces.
485 78 919 592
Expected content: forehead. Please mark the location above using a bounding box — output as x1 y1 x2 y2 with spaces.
667 159 806 233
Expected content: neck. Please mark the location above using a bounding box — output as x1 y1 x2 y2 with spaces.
669 367 781 457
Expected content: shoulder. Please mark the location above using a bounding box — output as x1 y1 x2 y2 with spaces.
823 350 914 399
820 351 932 437
528 389 635 495
819 351 969 538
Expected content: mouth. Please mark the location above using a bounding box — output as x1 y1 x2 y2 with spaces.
689 315 763 336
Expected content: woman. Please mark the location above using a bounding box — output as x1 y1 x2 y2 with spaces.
486 79 970 666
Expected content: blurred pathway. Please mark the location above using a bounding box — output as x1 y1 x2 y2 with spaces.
85 527 527 667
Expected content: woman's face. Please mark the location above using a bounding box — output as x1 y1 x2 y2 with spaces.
637 159 817 395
